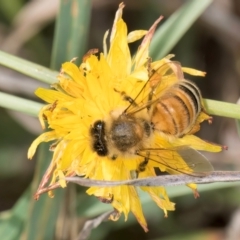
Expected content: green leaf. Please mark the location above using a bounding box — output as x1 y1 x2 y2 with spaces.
150 0 213 59
235 100 240 137
0 188 30 240
236 119 240 137
0 92 43 116
51 0 91 69
22 144 65 240
204 99 240 120
0 0 23 21
0 51 58 84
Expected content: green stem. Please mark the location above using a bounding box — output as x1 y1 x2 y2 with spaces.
204 99 240 119
150 0 213 60
0 51 58 84
0 92 43 116
51 0 91 69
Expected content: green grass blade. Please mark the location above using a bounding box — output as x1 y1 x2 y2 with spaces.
0 188 31 240
23 144 65 240
51 0 91 69
24 190 64 240
235 100 240 137
236 119 240 137
204 99 240 120
68 0 91 63
0 92 43 116
50 0 71 69
0 0 23 21
0 51 58 84
150 0 213 60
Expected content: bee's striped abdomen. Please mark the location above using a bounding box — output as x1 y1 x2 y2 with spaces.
151 80 202 137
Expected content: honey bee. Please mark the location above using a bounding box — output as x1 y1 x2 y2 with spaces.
90 61 213 180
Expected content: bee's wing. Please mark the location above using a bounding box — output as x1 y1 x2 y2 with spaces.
126 61 183 115
176 147 213 173
138 146 213 177
149 61 183 90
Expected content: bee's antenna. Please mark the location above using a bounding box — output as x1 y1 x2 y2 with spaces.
123 61 184 114
124 58 153 113
124 81 149 113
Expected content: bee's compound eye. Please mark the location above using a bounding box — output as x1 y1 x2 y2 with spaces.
91 120 108 157
94 120 103 130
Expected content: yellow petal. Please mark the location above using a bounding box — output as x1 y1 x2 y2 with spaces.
58 78 83 98
107 19 131 77
187 183 197 191
28 131 59 159
129 187 148 232
134 16 163 70
35 88 73 103
173 135 223 152
61 62 85 86
110 2 125 43
141 187 175 216
182 67 206 76
127 30 147 43
103 30 109 57
38 104 49 129
58 170 67 188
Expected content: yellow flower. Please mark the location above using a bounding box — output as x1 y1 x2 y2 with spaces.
28 3 222 231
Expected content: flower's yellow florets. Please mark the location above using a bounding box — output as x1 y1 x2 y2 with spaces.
28 3 222 231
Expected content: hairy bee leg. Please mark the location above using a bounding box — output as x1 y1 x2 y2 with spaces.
136 151 150 178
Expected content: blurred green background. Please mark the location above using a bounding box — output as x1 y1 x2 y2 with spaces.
0 0 240 239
